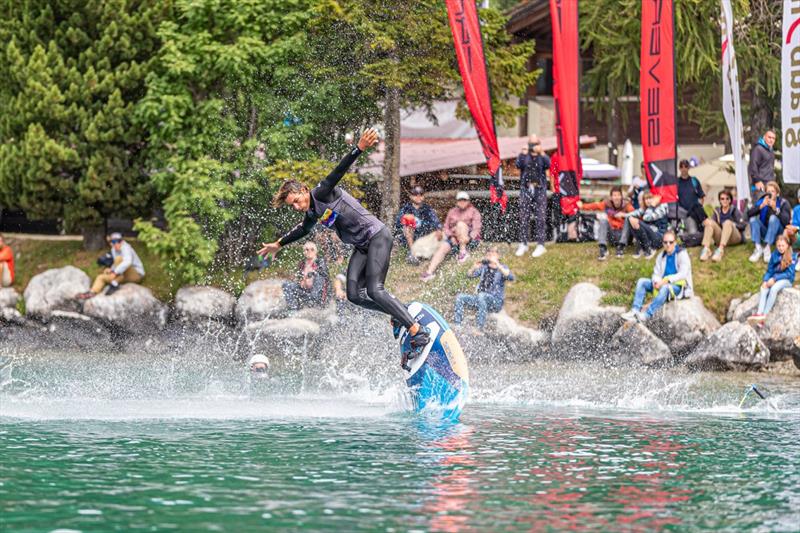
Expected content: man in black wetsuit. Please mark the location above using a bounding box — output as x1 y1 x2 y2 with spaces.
258 128 431 355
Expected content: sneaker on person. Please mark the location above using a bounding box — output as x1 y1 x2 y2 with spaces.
746 314 766 326
408 325 431 353
615 247 624 259
105 283 121 296
645 248 657 259
597 246 608 261
457 250 470 263
514 243 529 257
635 310 648 323
749 245 763 262
711 248 724 262
700 247 712 261
531 244 547 258
406 253 420 266
632 248 643 259
762 245 771 263
621 309 638 321
420 271 435 282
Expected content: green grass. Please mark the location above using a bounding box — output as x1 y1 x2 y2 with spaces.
5 236 767 325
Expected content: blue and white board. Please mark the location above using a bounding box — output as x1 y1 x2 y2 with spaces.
399 302 469 421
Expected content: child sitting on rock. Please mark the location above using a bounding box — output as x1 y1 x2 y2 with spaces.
748 234 797 325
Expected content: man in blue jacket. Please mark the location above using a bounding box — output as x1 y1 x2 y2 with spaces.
453 247 514 332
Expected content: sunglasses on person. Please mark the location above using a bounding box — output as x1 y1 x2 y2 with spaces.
110 239 122 244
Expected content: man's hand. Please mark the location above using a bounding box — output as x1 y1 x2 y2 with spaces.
762 281 770 290
702 218 712 227
755 181 765 192
103 268 112 274
434 229 444 241
576 200 583 210
520 146 528 154
488 259 499 269
766 278 776 288
613 212 625 219
257 241 281 259
357 128 379 151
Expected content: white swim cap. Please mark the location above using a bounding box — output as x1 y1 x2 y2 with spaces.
248 354 270 367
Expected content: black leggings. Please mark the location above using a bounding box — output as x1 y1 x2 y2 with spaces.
346 226 415 328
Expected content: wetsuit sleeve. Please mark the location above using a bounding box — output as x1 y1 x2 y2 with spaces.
314 147 363 202
278 212 317 247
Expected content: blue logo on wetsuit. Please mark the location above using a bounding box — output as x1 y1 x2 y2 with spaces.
318 208 338 228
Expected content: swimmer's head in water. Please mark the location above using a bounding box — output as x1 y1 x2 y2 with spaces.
248 354 270 377
273 180 310 211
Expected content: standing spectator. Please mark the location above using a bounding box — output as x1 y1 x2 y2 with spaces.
676 159 706 235
747 181 792 263
700 190 747 262
77 233 145 298
748 130 776 193
628 162 648 210
625 192 669 259
0 234 14 287
621 230 693 322
394 185 442 265
747 234 797 325
577 187 633 260
282 241 329 310
453 246 514 332
420 191 482 281
515 134 550 258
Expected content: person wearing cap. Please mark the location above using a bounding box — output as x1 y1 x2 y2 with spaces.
515 134 550 258
77 232 145 299
394 185 442 265
420 191 482 282
676 159 706 235
0 234 14 288
248 354 270 375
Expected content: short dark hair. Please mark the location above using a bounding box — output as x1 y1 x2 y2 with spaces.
610 186 623 195
718 190 733 202
272 180 308 208
679 159 690 168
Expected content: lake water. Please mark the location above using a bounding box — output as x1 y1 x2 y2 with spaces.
2 351 799 531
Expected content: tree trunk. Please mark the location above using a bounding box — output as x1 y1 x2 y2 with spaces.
381 88 402 222
749 90 773 145
81 224 107 251
607 94 619 166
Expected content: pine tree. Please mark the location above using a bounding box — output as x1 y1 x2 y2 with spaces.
0 0 167 249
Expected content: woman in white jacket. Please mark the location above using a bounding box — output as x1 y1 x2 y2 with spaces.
621 230 693 322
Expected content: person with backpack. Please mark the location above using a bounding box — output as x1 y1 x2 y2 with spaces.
699 189 747 262
621 230 693 322
747 234 797 325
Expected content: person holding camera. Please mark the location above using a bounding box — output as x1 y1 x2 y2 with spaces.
282 241 330 310
747 181 792 263
77 232 145 299
452 247 514 332
514 134 550 258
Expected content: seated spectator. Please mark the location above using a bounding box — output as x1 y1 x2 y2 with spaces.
0 234 14 288
623 192 669 259
577 186 633 260
747 234 797 325
676 159 707 235
420 191 482 282
628 163 648 210
748 181 792 263
621 230 693 322
77 233 145 299
395 185 442 265
282 241 329 310
453 246 514 332
700 189 747 262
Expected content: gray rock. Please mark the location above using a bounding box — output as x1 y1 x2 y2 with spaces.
0 287 19 309
236 279 287 323
685 321 770 371
246 317 320 338
485 310 549 354
24 266 90 319
1 306 26 326
551 282 624 358
605 321 672 367
290 303 339 328
174 286 236 322
726 297 742 323
731 288 800 361
82 284 168 334
649 297 720 358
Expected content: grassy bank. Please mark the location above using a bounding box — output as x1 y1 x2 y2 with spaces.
5 235 768 325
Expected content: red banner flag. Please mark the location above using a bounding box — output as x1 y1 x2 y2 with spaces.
445 0 507 211
640 0 678 204
550 0 581 217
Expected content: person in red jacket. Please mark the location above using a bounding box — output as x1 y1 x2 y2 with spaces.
0 234 14 287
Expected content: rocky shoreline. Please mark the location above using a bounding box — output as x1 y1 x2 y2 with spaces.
1 266 799 373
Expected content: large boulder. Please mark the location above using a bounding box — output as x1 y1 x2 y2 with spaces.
24 266 90 319
685 321 769 371
730 288 800 361
246 317 321 338
605 321 672 367
235 280 287 323
649 297 720 358
485 310 549 356
0 287 20 309
174 286 236 322
82 284 167 334
551 283 624 359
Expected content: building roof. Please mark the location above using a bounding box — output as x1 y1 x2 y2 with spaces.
360 135 598 178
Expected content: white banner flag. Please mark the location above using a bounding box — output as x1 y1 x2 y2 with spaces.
783 0 800 184
720 0 749 199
